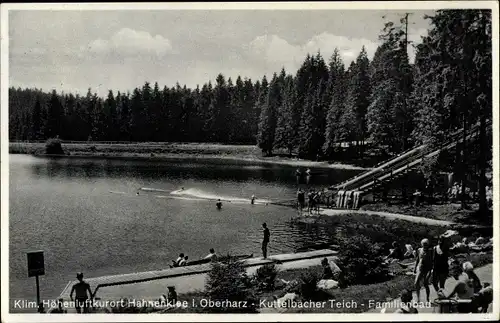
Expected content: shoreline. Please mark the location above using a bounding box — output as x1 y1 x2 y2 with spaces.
300 208 492 230
9 147 369 171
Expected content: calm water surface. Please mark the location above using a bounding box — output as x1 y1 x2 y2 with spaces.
9 154 360 309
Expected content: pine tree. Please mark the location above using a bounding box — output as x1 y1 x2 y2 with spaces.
149 83 162 141
242 78 256 144
118 93 131 141
298 80 326 159
367 18 414 153
91 96 105 140
257 73 280 156
337 62 359 153
253 76 268 142
274 75 299 156
343 47 371 155
31 98 43 140
229 76 246 143
198 83 212 142
64 94 77 140
46 90 64 138
129 88 143 141
142 82 153 141
323 49 346 157
179 85 195 141
205 74 230 142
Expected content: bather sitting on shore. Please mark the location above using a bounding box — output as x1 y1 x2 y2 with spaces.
465 237 493 252
450 238 469 253
172 253 185 267
321 257 334 279
403 244 416 259
384 241 403 262
178 255 189 266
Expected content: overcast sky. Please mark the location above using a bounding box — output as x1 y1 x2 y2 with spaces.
9 9 434 96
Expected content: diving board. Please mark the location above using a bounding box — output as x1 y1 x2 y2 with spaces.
58 249 337 300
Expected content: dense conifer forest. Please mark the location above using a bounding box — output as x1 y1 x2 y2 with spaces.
9 10 492 168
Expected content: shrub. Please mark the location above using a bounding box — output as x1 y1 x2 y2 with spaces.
204 255 258 313
337 235 391 286
45 138 64 155
254 263 279 291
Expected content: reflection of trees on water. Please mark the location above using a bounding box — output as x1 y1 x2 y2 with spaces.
29 158 360 187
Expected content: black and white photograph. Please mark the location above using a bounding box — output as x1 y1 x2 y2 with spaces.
1 1 498 321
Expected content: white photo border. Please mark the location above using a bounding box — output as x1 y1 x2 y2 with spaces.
1 1 498 322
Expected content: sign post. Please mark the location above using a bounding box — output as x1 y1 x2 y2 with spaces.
27 251 45 308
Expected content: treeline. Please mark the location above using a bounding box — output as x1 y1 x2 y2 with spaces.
9 76 260 145
9 10 492 163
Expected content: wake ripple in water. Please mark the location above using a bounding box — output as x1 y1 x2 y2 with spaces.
155 195 207 202
140 187 171 193
170 188 272 205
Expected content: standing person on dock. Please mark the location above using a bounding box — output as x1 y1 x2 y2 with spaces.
262 223 270 259
70 272 93 314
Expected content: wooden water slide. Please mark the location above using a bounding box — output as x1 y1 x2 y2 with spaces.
331 120 491 209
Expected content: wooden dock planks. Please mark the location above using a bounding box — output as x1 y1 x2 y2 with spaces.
58 249 337 299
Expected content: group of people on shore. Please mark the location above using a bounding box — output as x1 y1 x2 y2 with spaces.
384 234 493 313
296 188 333 215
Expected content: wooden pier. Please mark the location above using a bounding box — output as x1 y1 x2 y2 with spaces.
59 249 337 300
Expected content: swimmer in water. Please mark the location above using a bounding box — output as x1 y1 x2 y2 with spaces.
136 192 139 195
216 199 222 210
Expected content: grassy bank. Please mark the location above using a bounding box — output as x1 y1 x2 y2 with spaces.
360 202 493 226
292 212 492 256
9 142 367 170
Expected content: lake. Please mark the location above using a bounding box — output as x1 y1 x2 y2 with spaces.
8 154 361 311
